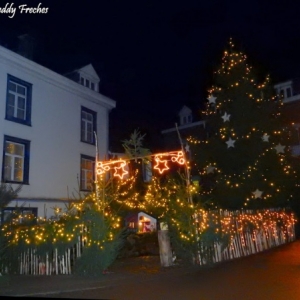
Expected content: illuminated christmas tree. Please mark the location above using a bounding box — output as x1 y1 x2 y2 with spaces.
190 39 299 210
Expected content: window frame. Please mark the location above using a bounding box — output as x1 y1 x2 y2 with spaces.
2 135 30 184
81 106 97 145
5 74 32 126
80 154 95 191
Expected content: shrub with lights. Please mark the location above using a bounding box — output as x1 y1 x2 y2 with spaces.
0 176 130 275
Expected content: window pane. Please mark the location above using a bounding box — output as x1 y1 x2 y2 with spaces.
17 97 26 119
18 97 25 109
87 113 93 121
8 81 16 92
4 155 12 180
17 85 26 95
5 142 15 154
17 108 25 120
8 93 15 106
14 156 23 181
81 111 87 119
14 143 24 156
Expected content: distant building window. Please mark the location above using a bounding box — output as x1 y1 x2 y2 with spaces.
2 135 30 184
85 79 90 88
80 77 84 85
81 106 96 144
6 74 32 126
280 89 284 98
142 161 152 182
91 82 95 90
286 87 292 98
1 207 37 225
80 155 95 191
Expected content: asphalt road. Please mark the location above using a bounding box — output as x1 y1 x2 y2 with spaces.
1 240 300 299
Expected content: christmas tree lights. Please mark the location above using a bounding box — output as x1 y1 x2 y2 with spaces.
190 38 300 210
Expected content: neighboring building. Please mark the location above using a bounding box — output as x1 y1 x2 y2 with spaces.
274 79 300 156
161 105 206 151
0 44 116 222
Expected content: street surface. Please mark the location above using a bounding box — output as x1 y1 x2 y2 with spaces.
1 240 300 299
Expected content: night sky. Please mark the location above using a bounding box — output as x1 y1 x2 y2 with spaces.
1 0 300 150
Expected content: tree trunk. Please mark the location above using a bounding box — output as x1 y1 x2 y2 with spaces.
157 230 173 267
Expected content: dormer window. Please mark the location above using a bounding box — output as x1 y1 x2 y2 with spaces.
179 105 193 126
66 64 100 92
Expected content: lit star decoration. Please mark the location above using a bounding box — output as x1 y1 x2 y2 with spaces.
114 162 128 179
252 189 263 199
221 112 231 122
226 137 236 148
185 143 190 152
274 143 285 154
207 95 217 104
262 134 270 142
206 165 215 174
154 151 186 174
154 158 169 174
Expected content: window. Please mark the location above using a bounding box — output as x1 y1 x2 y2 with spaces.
2 135 30 184
142 161 152 182
80 155 95 191
85 79 90 88
81 106 96 144
80 77 84 85
6 74 32 126
1 207 37 225
91 82 95 90
287 87 292 98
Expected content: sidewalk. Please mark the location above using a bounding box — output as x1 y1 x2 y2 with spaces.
0 255 192 297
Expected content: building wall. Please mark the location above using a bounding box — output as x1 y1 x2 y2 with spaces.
0 45 115 218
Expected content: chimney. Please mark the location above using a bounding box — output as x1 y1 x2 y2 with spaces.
17 33 36 60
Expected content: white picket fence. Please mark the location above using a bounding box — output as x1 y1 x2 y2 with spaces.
18 235 85 275
195 209 296 265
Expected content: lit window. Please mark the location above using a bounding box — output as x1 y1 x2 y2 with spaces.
81 106 96 144
1 207 37 225
6 75 32 126
2 135 30 184
80 155 95 191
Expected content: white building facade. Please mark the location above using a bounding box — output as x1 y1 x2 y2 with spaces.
0 45 116 220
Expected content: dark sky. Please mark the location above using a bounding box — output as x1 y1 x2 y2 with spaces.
1 0 300 150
